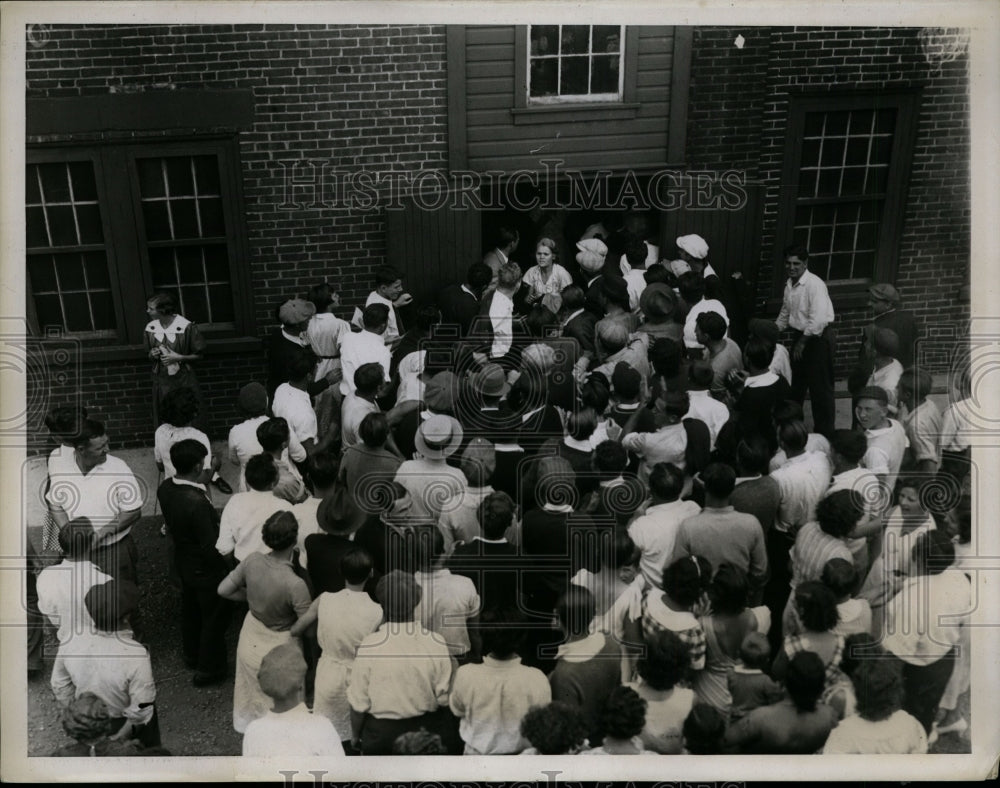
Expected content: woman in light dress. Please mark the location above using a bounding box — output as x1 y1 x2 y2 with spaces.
522 237 572 315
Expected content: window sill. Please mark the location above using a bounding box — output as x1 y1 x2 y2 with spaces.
511 102 641 125
37 335 263 365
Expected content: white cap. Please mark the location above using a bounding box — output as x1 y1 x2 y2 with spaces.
676 234 709 260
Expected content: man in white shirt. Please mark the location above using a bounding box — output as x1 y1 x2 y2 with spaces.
228 382 306 492
242 640 344 756
680 272 729 352
684 360 730 449
50 579 159 747
627 462 701 589
765 419 832 648
479 261 522 365
352 265 412 348
339 303 392 397
46 419 144 584
272 361 319 447
855 386 908 496
413 529 481 660
215 454 293 562
37 518 112 650
883 530 970 734
305 282 351 381
291 453 339 570
775 243 837 437
896 368 942 474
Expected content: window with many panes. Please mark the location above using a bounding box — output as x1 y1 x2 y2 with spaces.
26 140 251 344
27 160 116 337
775 92 920 293
527 25 624 103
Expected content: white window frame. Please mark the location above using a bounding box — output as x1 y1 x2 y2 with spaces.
526 25 625 105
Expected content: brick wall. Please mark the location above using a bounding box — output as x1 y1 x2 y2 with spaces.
685 26 970 376
25 25 970 445
26 24 449 446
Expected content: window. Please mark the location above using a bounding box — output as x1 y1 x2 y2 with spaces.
26 140 251 344
27 160 116 337
775 92 920 293
527 25 625 104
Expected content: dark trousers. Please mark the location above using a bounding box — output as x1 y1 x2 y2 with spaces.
789 329 837 438
359 707 461 755
91 533 138 584
26 562 45 672
762 528 796 656
110 705 162 748
181 582 232 675
900 649 957 734
92 534 141 638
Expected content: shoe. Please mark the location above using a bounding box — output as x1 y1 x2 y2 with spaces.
212 477 234 495
936 717 969 736
192 670 227 687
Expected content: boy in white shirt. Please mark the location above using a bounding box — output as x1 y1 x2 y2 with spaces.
242 641 344 757
291 547 383 748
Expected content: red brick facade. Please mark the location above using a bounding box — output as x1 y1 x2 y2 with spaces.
25 24 969 447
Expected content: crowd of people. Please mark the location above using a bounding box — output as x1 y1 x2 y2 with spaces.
29 215 975 757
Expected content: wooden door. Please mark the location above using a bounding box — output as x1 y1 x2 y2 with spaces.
385 184 482 308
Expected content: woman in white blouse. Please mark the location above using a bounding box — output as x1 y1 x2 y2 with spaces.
522 237 572 314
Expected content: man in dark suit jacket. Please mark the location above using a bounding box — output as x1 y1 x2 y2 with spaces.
266 297 335 402
446 491 523 614
858 283 919 368
438 262 492 338
558 284 599 389
156 439 232 686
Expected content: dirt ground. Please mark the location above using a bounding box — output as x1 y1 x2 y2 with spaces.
27 514 243 757
25 515 971 758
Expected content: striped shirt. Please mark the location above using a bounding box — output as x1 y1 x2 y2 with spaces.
789 521 854 589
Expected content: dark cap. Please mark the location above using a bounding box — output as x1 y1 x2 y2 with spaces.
857 386 889 405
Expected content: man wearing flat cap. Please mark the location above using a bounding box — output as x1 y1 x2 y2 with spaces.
267 297 336 402
859 282 919 369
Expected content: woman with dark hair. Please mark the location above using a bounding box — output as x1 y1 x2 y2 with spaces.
772 582 844 692
520 702 589 755
571 530 645 683
144 291 207 428
859 477 935 624
628 629 694 754
725 651 837 753
153 388 226 501
682 703 727 754
823 658 928 753
218 511 311 734
581 686 647 754
693 564 771 714
640 555 712 672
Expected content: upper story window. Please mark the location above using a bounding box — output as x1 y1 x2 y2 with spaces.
775 91 920 294
527 25 624 104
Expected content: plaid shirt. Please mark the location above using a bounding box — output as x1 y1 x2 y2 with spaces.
784 632 845 690
641 591 706 671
